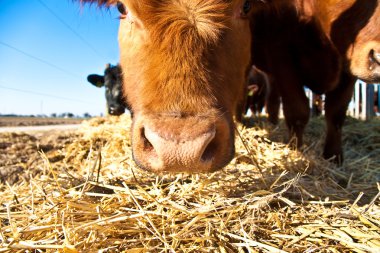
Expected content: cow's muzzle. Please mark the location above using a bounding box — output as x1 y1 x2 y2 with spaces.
131 113 234 173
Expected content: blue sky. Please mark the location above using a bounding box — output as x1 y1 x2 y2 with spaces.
0 0 120 116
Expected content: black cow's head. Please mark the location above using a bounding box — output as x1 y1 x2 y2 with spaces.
87 64 126 116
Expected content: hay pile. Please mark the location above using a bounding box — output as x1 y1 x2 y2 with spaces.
0 114 379 252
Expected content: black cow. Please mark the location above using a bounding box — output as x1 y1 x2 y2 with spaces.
87 64 128 116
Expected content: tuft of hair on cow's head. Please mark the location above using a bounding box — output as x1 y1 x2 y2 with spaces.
79 0 117 6
80 0 257 173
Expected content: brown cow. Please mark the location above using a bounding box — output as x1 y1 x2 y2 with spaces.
311 93 323 117
245 65 269 116
251 0 380 163
80 0 261 173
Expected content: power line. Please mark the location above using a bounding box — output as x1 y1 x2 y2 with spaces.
0 41 81 78
0 84 96 105
36 0 106 61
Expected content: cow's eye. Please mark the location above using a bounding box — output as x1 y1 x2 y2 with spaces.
242 0 252 16
117 1 127 18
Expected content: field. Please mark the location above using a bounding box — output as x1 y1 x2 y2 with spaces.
0 115 379 252
0 116 83 127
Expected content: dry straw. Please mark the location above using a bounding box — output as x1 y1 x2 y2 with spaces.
0 114 379 252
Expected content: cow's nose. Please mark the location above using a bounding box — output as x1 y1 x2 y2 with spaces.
140 125 217 171
109 106 125 116
131 113 234 173
370 49 380 66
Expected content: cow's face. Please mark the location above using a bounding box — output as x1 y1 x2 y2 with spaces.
348 3 380 83
328 0 380 82
103 65 126 115
87 64 126 116
116 0 254 173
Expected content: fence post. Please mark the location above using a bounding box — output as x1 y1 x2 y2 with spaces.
354 80 360 119
376 85 380 115
360 81 366 120
366 84 375 119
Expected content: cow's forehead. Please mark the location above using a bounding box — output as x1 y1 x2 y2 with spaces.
128 0 230 38
104 66 120 74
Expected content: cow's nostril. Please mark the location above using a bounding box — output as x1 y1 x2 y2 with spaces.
140 127 154 152
109 107 116 114
201 138 217 163
370 49 380 65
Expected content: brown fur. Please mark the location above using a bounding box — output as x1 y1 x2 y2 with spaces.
125 0 229 115
80 0 255 173
251 0 380 163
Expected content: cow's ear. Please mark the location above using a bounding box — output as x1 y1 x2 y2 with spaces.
87 74 105 88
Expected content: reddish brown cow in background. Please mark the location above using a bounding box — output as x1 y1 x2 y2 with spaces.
245 65 269 116
311 93 323 117
81 0 261 173
251 0 380 163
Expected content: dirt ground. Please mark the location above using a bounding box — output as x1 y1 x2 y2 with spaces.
0 116 84 127
0 126 79 184
0 117 83 185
